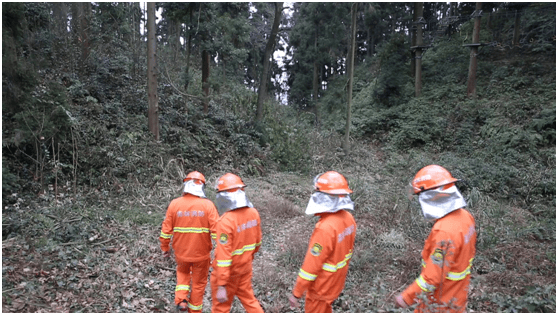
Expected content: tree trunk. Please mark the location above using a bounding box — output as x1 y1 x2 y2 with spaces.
312 28 320 125
52 3 67 36
414 2 423 97
411 4 418 76
202 49 210 113
129 2 141 80
147 2 159 140
466 2 482 98
513 10 521 46
79 3 91 68
344 3 358 155
256 2 283 123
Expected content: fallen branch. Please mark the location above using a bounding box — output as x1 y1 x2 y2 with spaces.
157 265 175 272
91 239 112 246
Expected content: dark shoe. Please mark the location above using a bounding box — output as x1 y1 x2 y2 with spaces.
177 300 188 312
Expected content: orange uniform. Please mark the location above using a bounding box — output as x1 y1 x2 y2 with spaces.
160 193 219 311
293 210 356 313
401 208 476 312
210 206 263 313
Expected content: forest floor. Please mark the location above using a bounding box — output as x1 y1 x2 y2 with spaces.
2 142 555 313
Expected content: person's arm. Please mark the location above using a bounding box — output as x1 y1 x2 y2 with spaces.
292 225 333 299
254 211 262 257
159 202 175 254
398 229 455 306
214 216 234 287
208 202 220 241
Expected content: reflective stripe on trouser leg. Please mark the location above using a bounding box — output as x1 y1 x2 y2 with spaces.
188 258 210 313
175 262 192 305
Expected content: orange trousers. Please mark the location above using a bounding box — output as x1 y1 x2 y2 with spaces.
210 270 264 313
305 296 333 313
175 258 210 313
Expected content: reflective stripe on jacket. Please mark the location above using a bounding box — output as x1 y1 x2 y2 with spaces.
212 207 262 286
159 194 219 262
401 208 476 313
292 210 356 301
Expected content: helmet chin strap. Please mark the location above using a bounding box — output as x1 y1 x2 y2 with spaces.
418 185 467 220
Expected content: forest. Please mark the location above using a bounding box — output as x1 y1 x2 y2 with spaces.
2 2 556 313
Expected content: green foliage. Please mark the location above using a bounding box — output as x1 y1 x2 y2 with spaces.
261 106 312 173
374 33 412 106
488 285 556 313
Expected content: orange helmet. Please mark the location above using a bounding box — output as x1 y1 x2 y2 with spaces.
184 171 206 184
215 173 246 192
411 165 458 194
314 171 353 195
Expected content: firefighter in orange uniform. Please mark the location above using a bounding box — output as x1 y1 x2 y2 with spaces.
210 173 264 313
288 171 357 313
395 165 476 312
159 171 220 312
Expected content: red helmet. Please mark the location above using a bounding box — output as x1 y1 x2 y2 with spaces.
411 165 458 194
184 171 206 184
314 171 353 195
215 173 246 192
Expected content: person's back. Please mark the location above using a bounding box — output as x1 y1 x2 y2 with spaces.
213 206 262 278
414 208 476 312
295 210 356 301
162 194 218 263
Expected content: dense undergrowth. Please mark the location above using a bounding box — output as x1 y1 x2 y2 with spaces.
2 4 556 313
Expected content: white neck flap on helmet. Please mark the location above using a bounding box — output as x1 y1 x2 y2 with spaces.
305 191 354 215
183 179 206 198
215 189 253 212
418 184 467 221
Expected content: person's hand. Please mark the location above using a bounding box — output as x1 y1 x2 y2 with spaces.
394 294 408 308
288 294 300 309
216 286 228 303
162 250 170 258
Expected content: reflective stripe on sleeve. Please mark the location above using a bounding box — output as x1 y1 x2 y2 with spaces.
175 284 191 291
231 243 257 256
415 275 436 292
216 259 232 267
322 251 353 273
298 268 317 281
188 302 203 311
446 258 474 281
421 259 426 268
173 227 210 234
160 231 172 239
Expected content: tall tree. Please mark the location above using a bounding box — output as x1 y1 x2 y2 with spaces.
343 3 357 154
147 2 159 139
414 2 424 97
466 2 482 98
71 3 91 70
256 2 283 123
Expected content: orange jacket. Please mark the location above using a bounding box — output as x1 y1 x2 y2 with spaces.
401 208 476 312
159 194 219 263
292 210 356 301
212 207 262 286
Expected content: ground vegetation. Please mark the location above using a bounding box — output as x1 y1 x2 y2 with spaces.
2 2 555 313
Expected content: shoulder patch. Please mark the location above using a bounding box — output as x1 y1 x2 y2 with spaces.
310 243 323 256
430 248 444 265
219 233 229 245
